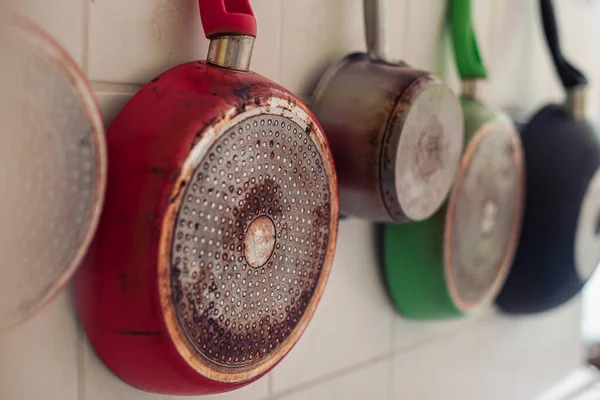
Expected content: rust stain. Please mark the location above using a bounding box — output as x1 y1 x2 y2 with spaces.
116 273 127 291
148 0 192 43
232 83 253 102
161 106 337 375
243 216 276 269
114 330 162 337
312 202 330 230
99 322 162 337
223 177 283 253
415 119 444 178
152 85 169 101
168 179 186 204
236 102 247 115
149 165 168 176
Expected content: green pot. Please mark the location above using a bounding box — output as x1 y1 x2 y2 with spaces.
381 0 525 320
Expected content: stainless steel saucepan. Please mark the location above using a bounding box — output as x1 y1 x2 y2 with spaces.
312 0 464 223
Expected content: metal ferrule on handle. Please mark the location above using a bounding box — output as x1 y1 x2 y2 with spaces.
207 35 255 71
566 85 587 121
539 0 588 119
364 0 389 62
199 0 257 71
461 78 480 100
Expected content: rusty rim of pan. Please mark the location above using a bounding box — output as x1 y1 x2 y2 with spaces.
381 73 464 222
0 11 106 330
158 98 338 383
443 118 525 312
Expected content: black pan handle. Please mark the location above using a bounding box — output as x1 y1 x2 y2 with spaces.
540 0 588 89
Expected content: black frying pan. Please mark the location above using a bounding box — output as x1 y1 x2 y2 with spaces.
496 0 600 314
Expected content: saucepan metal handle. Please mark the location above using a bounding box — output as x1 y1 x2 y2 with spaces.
364 0 389 63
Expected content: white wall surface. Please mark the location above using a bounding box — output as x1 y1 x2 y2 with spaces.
2 0 599 399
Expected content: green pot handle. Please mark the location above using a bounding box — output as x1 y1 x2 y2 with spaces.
449 0 487 79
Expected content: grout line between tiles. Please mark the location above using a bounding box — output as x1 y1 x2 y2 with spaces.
388 300 395 363
76 331 85 400
269 310 498 399
387 354 394 400
389 311 498 356
90 81 143 94
485 0 500 75
71 283 86 400
401 0 411 56
484 0 495 69
267 371 274 399
269 352 394 400
277 0 285 87
81 0 90 76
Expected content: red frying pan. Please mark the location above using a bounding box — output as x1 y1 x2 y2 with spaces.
75 0 339 395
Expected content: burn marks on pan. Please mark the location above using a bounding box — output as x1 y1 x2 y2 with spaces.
170 114 331 368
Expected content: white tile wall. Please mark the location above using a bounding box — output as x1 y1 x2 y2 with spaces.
536 366 600 400
487 0 600 123
392 299 583 400
2 0 597 399
0 290 79 400
87 0 207 84
4 0 85 66
270 219 394 394
275 360 392 400
280 0 362 95
82 339 169 400
404 0 494 98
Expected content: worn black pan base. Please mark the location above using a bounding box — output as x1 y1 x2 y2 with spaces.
496 104 600 314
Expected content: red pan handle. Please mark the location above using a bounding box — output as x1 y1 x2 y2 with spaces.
199 0 257 38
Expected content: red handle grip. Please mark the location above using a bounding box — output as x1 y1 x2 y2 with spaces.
199 0 257 38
